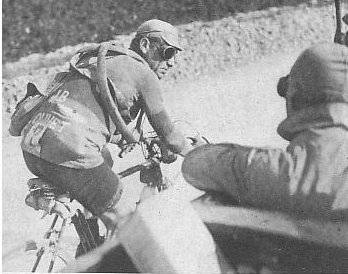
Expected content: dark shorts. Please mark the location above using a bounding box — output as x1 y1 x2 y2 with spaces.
23 151 123 216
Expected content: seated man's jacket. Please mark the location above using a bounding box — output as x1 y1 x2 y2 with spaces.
182 43 348 221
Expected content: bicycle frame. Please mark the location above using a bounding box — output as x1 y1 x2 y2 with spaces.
28 118 205 272
29 149 166 272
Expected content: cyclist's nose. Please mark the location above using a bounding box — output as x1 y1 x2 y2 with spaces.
167 57 175 67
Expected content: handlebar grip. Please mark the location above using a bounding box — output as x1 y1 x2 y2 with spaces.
118 159 158 178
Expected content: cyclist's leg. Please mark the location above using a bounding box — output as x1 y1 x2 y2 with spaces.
22 151 123 238
76 145 114 254
75 218 101 258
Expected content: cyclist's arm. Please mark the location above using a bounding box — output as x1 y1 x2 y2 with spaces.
137 71 192 156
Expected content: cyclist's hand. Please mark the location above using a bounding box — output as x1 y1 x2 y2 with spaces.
189 135 209 149
156 138 177 164
179 135 209 157
146 137 177 164
161 149 177 164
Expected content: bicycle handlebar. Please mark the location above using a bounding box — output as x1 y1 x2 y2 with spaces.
116 133 210 179
117 157 160 179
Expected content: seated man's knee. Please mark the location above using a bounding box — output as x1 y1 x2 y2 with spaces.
182 145 227 193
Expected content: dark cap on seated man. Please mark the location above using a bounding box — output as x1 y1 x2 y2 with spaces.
277 42 348 114
276 42 348 140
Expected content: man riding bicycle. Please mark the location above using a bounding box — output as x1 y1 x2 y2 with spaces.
14 19 201 244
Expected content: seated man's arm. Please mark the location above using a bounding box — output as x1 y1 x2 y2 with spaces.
182 143 304 213
183 141 347 219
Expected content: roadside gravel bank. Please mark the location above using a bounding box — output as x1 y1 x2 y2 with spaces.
2 4 338 116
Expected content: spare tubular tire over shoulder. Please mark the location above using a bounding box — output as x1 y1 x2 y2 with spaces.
97 42 137 144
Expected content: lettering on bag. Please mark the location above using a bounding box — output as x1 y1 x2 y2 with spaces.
22 88 70 151
48 89 70 103
23 112 66 148
27 89 70 137
31 112 66 133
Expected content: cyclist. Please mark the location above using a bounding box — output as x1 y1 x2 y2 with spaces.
182 42 348 221
17 19 201 242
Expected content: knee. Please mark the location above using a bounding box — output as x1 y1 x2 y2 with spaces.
182 145 231 193
182 152 216 192
101 146 114 167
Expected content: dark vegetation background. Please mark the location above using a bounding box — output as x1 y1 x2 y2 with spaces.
3 0 315 63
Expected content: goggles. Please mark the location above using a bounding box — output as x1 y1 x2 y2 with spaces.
148 37 177 60
156 44 177 60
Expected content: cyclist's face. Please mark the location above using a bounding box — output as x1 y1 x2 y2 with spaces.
141 37 177 79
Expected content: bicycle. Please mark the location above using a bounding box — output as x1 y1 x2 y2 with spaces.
22 119 205 272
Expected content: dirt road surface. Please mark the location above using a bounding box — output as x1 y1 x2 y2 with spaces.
2 49 300 272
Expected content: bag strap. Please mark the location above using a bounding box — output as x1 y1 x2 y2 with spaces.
14 83 42 110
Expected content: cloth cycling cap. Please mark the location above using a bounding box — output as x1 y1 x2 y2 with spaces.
136 19 182 51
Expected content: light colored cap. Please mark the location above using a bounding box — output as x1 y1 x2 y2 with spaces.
136 19 182 51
